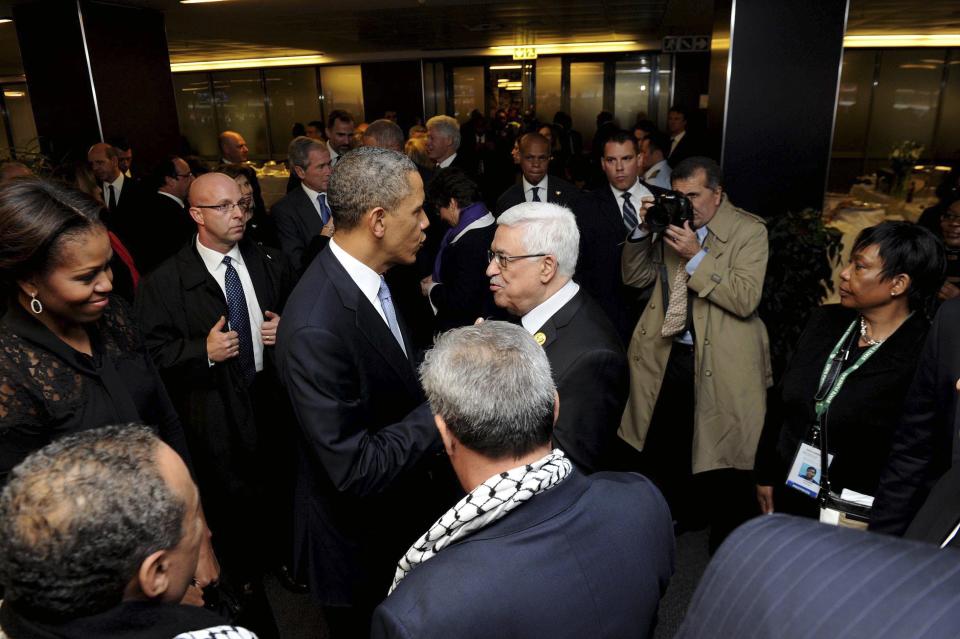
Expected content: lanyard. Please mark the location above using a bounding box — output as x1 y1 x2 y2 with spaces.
813 319 883 418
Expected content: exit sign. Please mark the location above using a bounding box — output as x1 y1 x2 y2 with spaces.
513 47 538 60
662 36 711 52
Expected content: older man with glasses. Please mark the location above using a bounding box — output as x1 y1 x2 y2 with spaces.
130 155 196 274
486 201 629 473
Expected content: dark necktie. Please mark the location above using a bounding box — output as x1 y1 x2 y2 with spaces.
531 186 541 202
378 277 406 357
222 256 256 385
108 184 117 212
621 192 639 230
317 193 331 226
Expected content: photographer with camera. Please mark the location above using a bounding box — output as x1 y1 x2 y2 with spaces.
620 156 771 553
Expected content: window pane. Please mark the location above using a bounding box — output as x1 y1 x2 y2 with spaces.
451 66 484 123
656 54 673 130
265 67 319 161
832 50 874 153
615 57 652 130
3 83 38 154
933 52 960 161
866 49 944 161
536 56 562 123
212 70 269 161
319 65 364 124
570 61 604 152
172 72 219 158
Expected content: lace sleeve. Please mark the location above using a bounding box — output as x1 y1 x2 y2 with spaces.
0 334 67 430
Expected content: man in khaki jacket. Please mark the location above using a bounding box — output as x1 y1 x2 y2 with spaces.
620 156 771 552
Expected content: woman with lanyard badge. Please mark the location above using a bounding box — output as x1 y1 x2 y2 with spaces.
755 222 945 520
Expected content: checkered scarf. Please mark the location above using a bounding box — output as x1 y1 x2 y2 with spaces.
388 448 571 595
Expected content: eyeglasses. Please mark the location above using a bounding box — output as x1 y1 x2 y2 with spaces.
194 201 243 215
175 172 193 180
487 250 549 269
942 213 960 223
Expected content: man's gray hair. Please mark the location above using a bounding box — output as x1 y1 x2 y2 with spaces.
0 425 184 621
287 135 327 171
364 119 405 151
328 146 418 231
420 321 555 459
498 202 580 278
426 115 461 151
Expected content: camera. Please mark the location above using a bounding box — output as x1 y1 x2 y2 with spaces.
644 191 694 234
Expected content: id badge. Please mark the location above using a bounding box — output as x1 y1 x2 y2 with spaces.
785 442 833 498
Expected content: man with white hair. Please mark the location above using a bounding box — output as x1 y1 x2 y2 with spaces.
425 115 463 170
371 321 674 639
486 202 629 472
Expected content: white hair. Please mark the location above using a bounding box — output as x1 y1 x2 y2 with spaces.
498 201 580 278
426 115 461 151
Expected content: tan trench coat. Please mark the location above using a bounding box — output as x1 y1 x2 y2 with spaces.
619 197 772 474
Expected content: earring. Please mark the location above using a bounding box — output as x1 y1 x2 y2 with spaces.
29 294 42 314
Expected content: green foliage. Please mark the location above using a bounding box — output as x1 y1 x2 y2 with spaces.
760 208 842 380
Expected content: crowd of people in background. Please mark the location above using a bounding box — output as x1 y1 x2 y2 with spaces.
0 100 960 639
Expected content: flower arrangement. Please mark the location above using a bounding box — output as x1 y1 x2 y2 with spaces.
888 140 924 196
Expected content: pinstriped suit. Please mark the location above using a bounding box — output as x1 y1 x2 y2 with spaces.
676 514 960 639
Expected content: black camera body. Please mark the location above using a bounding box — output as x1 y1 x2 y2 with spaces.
645 191 694 234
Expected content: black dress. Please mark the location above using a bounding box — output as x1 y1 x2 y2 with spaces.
754 305 929 518
0 296 190 486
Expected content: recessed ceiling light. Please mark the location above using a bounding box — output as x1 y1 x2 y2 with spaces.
0 18 13 23
180 0 231 4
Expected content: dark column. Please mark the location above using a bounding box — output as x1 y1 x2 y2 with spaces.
706 0 849 217
361 61 425 133
14 0 179 169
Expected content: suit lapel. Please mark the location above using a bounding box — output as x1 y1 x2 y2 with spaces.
537 291 583 351
597 188 626 236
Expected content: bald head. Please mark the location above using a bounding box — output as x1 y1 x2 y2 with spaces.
87 143 120 183
189 172 238 207
218 130 249 164
363 119 405 152
189 173 245 253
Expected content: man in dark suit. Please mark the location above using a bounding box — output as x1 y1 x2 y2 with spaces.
426 115 474 177
272 136 334 272
487 201 628 472
136 173 297 638
666 105 701 167
219 130 274 245
128 155 196 274
495 132 579 216
276 147 452 637
372 321 673 639
871 298 960 535
676 514 960 639
87 142 146 246
578 130 668 341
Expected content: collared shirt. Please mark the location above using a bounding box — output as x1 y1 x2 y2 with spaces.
327 140 342 167
328 239 389 326
644 159 672 190
437 152 457 169
103 172 126 205
195 238 264 372
669 130 686 157
610 178 654 223
522 175 549 202
157 191 184 208
521 279 580 334
301 183 327 220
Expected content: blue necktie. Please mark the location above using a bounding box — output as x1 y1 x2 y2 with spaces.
223 256 256 385
377 277 406 357
531 186 541 202
622 192 639 231
317 193 331 226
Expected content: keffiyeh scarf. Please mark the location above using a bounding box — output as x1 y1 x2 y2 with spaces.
388 448 572 595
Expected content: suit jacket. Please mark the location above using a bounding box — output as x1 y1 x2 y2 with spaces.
102 176 147 249
126 192 195 275
620 197 772 474
371 470 674 639
428 218 497 332
272 186 328 272
905 463 960 547
494 175 580 217
577 181 669 342
538 290 628 473
676 514 960 639
667 132 700 168
871 299 960 535
275 247 452 606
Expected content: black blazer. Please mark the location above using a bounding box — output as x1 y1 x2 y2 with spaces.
755 305 930 510
275 247 452 606
126 192 194 275
372 470 674 639
539 290 628 473
494 175 580 217
577 181 669 342
676 514 960 639
429 221 497 332
272 186 328 272
904 463 960 547
871 298 960 535
667 132 700 167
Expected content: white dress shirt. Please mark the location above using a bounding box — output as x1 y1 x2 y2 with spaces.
669 130 686 157
643 160 672 190
301 183 327 220
437 153 457 169
522 176 549 202
610 178 654 226
328 239 389 326
521 279 580 334
327 140 342 167
195 238 264 372
104 172 126 205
